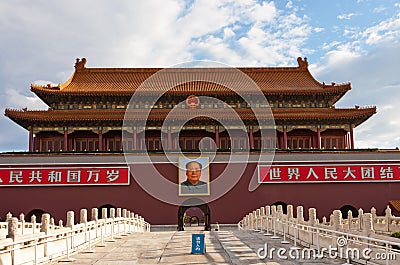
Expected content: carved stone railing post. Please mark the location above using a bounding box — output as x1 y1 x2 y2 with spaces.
358 208 364 230
41 213 51 234
251 211 256 230
116 208 122 218
277 205 283 216
6 217 18 241
385 206 392 232
371 207 377 219
260 207 265 231
296 206 304 223
309 208 317 226
59 220 63 228
19 213 25 235
110 208 116 219
31 215 37 234
265 206 271 216
122 209 127 218
347 211 353 230
66 211 75 228
322 216 327 225
332 210 342 231
80 209 88 224
255 209 261 230
102 208 108 219
287 205 293 220
91 208 98 222
41 213 51 257
271 205 277 218
6 212 12 221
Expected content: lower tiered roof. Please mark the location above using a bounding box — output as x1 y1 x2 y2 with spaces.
5 107 376 129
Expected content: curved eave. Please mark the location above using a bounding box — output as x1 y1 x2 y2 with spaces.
5 107 376 130
29 83 351 96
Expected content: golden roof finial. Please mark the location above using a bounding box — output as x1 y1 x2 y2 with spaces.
297 57 308 69
74 58 87 71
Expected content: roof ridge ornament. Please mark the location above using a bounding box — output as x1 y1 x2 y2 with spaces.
297 57 308 70
74 58 87 72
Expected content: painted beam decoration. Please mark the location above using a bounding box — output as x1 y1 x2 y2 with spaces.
0 167 130 186
258 164 400 183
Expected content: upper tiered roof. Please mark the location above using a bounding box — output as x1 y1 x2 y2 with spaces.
30 57 350 100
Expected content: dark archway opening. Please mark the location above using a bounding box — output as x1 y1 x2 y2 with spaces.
339 205 358 219
178 203 211 231
98 204 117 219
26 209 46 223
272 201 288 214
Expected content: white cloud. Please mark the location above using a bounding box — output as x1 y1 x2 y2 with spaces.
314 42 362 75
249 1 277 23
3 88 47 110
314 27 324 33
223 27 235 39
337 13 357 20
362 14 400 45
313 40 400 148
321 41 341 50
373 6 386 13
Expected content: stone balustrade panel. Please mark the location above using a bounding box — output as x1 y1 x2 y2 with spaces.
0 207 150 264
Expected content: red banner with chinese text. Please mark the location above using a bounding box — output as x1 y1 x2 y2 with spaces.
258 164 400 183
0 167 130 186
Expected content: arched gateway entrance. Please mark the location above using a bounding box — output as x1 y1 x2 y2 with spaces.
178 203 211 231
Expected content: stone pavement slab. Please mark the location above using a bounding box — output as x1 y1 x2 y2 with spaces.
53 227 347 264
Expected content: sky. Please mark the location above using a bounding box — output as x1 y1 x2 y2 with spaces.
0 0 399 151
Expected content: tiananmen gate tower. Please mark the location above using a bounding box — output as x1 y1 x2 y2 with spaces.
2 57 400 228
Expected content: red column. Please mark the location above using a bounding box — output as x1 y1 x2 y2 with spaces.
133 129 137 150
283 127 288 149
350 126 354 149
29 129 34 152
344 132 349 149
215 126 220 149
249 127 254 149
98 129 103 151
317 127 321 149
63 129 68 151
167 129 172 150
33 136 38 152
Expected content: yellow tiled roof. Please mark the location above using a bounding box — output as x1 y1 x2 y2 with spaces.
5 107 376 123
30 59 350 96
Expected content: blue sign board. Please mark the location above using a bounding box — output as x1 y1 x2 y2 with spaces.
191 234 205 254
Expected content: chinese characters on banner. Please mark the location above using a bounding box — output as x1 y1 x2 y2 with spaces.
0 167 130 186
258 164 400 183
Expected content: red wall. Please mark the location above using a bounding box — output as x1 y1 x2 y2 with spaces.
0 160 397 225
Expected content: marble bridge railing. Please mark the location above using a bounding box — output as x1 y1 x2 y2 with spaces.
238 205 400 265
0 207 150 265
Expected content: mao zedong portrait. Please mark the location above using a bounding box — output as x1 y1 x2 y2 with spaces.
180 161 209 195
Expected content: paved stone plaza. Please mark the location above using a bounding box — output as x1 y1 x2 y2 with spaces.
54 227 344 264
